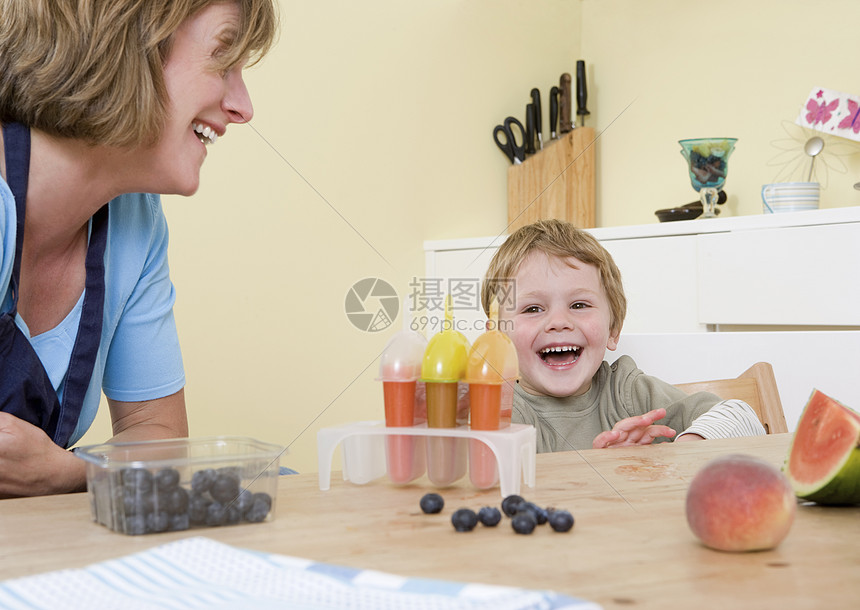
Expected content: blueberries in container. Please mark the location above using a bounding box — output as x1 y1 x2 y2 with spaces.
191 468 217 493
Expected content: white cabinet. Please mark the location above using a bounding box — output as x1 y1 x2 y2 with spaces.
697 223 860 326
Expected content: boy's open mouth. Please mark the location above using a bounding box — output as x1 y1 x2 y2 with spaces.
538 345 581 366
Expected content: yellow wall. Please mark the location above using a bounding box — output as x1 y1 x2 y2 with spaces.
76 0 582 473
583 0 860 227
77 0 860 473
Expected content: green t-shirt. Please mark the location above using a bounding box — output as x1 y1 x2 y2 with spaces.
512 355 721 452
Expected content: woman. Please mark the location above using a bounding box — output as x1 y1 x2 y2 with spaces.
0 0 278 497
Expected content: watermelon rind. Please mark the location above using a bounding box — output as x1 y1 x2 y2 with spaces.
786 390 860 505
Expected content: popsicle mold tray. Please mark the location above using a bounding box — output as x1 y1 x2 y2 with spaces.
75 436 284 535
317 422 536 498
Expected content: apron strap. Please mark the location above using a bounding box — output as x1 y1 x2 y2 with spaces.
1 122 108 447
54 204 108 445
3 122 30 310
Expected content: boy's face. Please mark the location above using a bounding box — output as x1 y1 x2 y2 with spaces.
501 251 619 398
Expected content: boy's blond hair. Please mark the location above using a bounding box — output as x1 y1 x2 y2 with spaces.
482 219 627 336
0 0 278 147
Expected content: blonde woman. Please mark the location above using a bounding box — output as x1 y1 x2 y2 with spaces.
0 0 278 497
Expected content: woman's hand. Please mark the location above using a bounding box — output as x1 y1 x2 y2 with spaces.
592 408 676 449
0 412 86 498
0 389 188 498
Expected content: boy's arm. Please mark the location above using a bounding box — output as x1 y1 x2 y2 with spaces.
675 399 766 440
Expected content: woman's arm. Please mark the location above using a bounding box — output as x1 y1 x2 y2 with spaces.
107 388 188 442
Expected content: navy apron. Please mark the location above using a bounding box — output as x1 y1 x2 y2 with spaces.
0 122 108 448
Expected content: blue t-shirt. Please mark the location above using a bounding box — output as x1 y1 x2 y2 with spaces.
0 180 185 446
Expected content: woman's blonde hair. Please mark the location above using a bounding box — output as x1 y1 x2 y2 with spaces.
0 0 278 147
482 219 627 336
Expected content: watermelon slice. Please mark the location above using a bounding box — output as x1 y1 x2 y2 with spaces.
786 390 860 505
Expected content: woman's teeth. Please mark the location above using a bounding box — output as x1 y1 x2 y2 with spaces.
193 123 218 145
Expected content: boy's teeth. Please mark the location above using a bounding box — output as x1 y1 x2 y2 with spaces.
540 346 579 354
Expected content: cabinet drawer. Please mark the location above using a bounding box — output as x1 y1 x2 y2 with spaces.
602 235 702 333
697 224 860 325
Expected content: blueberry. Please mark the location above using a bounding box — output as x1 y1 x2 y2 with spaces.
121 468 153 494
511 512 537 535
188 492 212 524
210 471 240 504
547 509 574 533
169 513 190 532
233 489 254 513
244 493 272 523
224 503 242 526
191 468 217 493
477 506 501 527
419 493 444 514
205 502 228 527
163 486 189 514
125 514 147 535
518 502 548 525
122 488 148 516
501 494 525 517
451 508 478 532
154 468 180 491
145 511 170 533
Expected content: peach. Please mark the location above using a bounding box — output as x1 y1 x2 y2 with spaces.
686 454 796 552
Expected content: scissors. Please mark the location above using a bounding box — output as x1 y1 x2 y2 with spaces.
493 116 526 164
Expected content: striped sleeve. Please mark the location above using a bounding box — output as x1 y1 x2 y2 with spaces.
676 399 766 440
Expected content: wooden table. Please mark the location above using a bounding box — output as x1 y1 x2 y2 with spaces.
1 434 857 609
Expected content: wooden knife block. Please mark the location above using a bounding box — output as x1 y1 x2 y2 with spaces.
507 127 595 232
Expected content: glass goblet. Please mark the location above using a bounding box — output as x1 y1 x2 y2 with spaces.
679 138 737 219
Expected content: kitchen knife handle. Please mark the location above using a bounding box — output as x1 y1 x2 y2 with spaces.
530 88 542 149
576 60 590 127
549 85 559 139
559 73 572 134
525 103 536 155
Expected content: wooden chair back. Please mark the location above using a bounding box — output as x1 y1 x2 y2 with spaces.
674 362 788 434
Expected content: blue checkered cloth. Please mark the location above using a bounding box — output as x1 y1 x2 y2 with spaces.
0 537 599 609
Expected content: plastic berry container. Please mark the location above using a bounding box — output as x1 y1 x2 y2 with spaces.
75 436 285 536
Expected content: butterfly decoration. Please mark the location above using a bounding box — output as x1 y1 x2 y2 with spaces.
805 97 839 126
796 87 860 143
837 100 860 135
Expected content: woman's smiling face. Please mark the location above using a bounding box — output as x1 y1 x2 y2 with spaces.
147 2 254 195
502 250 619 398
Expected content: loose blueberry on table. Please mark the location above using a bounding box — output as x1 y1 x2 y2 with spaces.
547 509 575 533
511 511 537 535
477 506 502 527
419 492 445 514
451 508 479 532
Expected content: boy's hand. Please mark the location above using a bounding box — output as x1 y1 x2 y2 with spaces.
592 408 676 449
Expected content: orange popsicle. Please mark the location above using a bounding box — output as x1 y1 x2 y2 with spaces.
465 298 518 489
379 324 427 484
